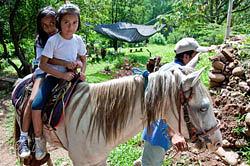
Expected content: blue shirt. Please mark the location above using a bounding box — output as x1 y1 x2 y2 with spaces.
142 58 184 151
142 119 171 151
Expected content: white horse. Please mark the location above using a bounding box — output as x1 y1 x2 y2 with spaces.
13 59 222 166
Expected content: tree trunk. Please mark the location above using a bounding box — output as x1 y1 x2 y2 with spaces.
9 0 31 77
224 0 234 42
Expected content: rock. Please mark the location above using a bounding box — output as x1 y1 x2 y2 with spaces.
0 112 4 119
232 67 244 77
221 49 235 62
211 68 222 74
238 82 250 92
228 62 235 69
234 59 240 65
209 81 221 88
230 91 242 97
209 72 225 83
239 81 248 87
235 139 248 148
212 61 225 70
245 127 250 137
245 105 250 112
215 147 239 166
213 108 219 116
228 80 237 87
238 162 249 166
246 79 250 86
222 139 230 148
209 55 221 61
220 89 229 97
245 113 250 126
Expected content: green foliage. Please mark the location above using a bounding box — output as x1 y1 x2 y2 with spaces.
238 36 250 60
232 114 247 135
232 23 250 35
241 146 250 165
195 23 225 45
167 23 225 45
0 59 9 70
149 33 167 45
54 157 72 166
20 39 35 63
107 134 142 166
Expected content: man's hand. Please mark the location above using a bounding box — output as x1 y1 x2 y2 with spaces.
171 133 188 152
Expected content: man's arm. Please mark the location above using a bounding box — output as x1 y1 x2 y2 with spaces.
168 126 188 152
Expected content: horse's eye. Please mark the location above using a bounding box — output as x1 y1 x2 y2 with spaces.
200 98 210 112
200 107 208 112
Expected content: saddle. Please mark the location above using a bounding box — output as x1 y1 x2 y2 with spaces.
12 74 33 116
12 74 81 129
42 74 81 129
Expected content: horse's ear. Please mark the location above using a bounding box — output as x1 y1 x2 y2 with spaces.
186 53 201 68
181 67 205 90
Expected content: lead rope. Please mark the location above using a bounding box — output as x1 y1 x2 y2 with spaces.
132 68 149 91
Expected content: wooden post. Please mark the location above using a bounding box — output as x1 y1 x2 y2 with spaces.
224 0 234 42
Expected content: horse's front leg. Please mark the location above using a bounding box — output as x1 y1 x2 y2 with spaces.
47 157 53 166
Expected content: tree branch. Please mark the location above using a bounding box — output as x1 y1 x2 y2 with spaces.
233 4 250 13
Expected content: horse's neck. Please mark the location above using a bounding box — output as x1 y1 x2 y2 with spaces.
55 80 146 164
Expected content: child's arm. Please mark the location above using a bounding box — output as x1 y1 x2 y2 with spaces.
48 58 77 70
40 55 74 81
78 55 87 81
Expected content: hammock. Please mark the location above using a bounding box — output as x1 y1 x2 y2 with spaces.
94 22 165 43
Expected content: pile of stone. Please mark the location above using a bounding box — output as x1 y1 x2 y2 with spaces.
209 46 250 93
208 43 250 148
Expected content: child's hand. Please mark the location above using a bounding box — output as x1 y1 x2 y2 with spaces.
66 61 77 70
62 71 75 81
79 72 86 81
76 60 83 68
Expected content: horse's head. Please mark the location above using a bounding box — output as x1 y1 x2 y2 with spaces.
176 67 222 151
145 58 222 152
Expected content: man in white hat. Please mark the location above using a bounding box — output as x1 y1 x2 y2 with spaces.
134 37 213 166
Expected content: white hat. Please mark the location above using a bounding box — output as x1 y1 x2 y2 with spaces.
174 38 209 54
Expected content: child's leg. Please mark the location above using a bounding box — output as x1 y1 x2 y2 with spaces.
31 76 59 160
18 77 43 158
22 78 43 132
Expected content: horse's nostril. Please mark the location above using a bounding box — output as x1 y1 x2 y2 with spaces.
215 142 222 147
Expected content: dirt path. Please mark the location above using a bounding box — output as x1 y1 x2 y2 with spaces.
0 94 72 166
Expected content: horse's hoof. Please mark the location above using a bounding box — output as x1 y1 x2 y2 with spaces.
29 153 50 166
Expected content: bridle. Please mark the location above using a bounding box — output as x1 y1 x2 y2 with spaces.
178 84 221 144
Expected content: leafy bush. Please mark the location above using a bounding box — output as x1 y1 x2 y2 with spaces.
232 23 250 35
0 59 9 70
167 23 225 45
149 33 167 45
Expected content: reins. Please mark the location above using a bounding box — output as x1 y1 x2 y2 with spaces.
178 84 221 144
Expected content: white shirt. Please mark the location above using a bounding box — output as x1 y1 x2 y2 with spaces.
42 33 87 73
33 42 45 76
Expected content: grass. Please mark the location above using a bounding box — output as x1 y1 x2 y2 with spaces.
0 43 214 165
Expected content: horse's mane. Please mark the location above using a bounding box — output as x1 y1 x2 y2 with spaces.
145 68 183 126
86 67 210 143
88 75 144 142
